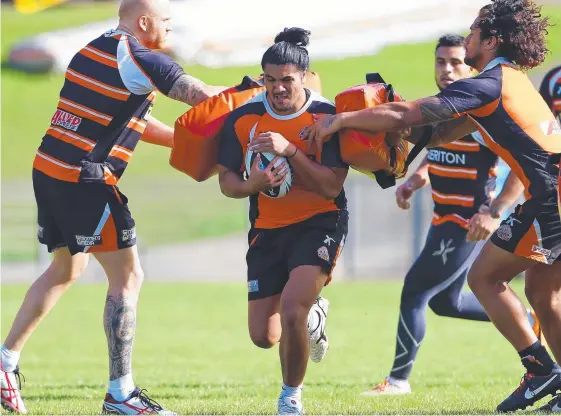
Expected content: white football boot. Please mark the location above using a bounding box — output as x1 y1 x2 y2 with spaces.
1 366 27 414
309 296 329 363
102 387 176 415
361 377 411 396
278 393 303 416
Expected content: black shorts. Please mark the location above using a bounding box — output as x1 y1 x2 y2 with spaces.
246 210 348 301
490 199 561 265
33 169 136 255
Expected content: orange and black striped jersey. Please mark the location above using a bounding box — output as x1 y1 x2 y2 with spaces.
539 65 561 124
436 57 561 214
218 89 348 229
33 29 185 185
428 133 498 230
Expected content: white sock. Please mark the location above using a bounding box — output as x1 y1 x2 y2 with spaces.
281 383 302 400
388 376 409 387
1 346 20 373
307 307 321 335
108 374 135 402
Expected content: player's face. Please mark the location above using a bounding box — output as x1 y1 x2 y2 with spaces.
464 15 484 70
145 16 171 49
435 46 473 90
143 1 172 50
263 64 306 115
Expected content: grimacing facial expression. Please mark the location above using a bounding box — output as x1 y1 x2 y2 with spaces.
263 64 306 114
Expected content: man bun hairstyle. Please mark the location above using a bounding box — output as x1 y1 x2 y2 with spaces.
261 27 311 71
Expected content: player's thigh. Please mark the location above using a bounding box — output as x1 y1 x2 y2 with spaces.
525 261 561 309
248 294 282 348
402 223 480 298
286 210 348 288
467 240 533 291
94 246 143 290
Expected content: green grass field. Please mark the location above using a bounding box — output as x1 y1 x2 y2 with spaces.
1 280 543 415
2 3 561 261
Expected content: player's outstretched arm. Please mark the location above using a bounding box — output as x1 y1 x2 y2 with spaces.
406 115 478 148
167 74 227 107
139 115 174 148
304 97 477 149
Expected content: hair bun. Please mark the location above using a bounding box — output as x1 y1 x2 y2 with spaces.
274 27 310 48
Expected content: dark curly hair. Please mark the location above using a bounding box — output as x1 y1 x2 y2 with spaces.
477 0 551 70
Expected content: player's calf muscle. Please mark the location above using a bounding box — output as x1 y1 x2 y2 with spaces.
104 294 137 380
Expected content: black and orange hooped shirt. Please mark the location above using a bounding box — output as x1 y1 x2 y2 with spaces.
33 29 185 185
218 89 348 229
427 132 499 230
436 57 561 214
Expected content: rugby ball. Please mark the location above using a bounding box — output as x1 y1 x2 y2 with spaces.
245 150 293 198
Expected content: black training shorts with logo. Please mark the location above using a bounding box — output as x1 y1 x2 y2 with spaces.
33 169 136 255
246 210 348 301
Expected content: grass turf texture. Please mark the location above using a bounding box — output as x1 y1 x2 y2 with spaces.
1 280 540 415
2 3 561 261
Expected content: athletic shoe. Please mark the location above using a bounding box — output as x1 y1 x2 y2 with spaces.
528 309 548 349
536 393 561 413
309 296 329 363
102 387 176 415
496 368 561 412
277 394 303 415
360 377 411 396
1 366 27 414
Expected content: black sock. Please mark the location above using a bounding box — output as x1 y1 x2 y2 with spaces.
518 341 555 376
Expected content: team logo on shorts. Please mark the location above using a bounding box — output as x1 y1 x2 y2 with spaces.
248 280 259 293
51 109 82 131
496 224 513 241
37 225 44 239
121 228 136 242
75 234 102 247
317 246 330 262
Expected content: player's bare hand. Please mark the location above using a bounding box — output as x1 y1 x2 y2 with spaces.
249 132 294 157
466 205 501 242
245 154 288 193
395 182 415 210
301 114 343 150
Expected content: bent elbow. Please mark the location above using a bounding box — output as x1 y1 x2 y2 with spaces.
321 185 343 200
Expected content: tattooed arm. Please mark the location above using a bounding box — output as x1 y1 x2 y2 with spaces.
166 74 227 107
405 116 478 148
305 96 477 149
